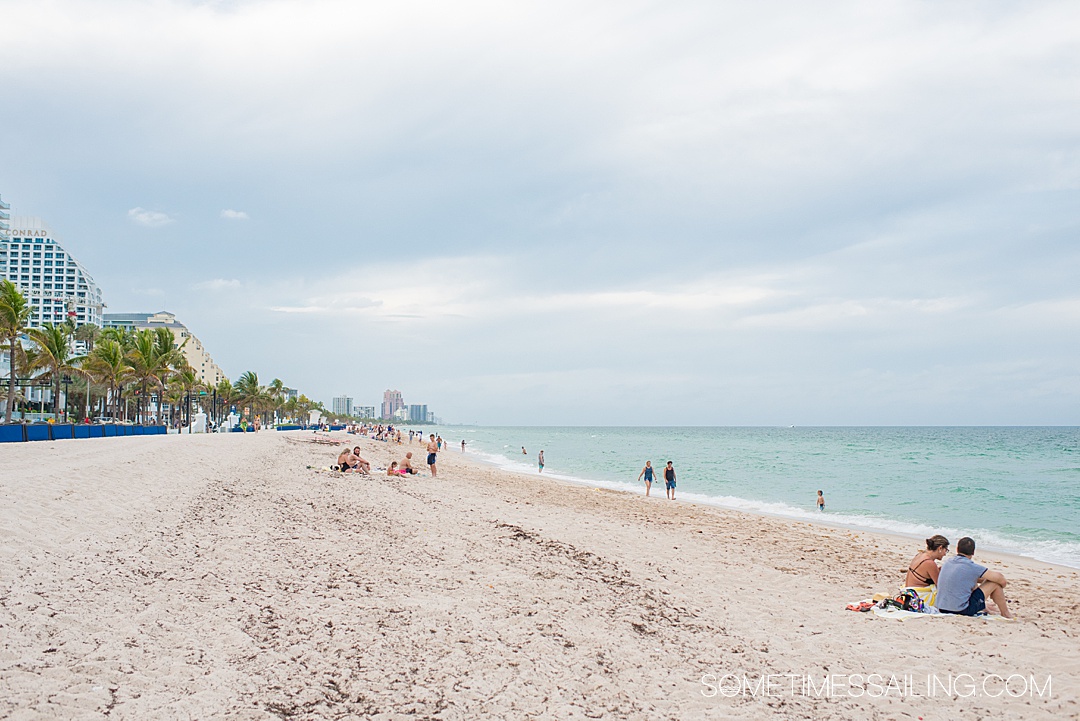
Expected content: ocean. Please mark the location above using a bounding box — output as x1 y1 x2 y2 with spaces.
435 426 1080 569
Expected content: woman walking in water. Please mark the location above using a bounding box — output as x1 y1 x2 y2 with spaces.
637 461 655 497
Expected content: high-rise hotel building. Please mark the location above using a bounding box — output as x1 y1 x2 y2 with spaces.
0 194 9 242
0 216 105 329
381 389 404 420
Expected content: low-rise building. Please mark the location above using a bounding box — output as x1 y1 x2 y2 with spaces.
102 311 226 386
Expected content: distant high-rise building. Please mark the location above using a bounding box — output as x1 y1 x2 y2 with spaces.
356 406 376 419
408 404 428 422
2 216 106 332
332 395 354 417
381 389 404 419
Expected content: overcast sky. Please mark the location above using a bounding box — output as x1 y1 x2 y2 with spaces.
2 0 1078 424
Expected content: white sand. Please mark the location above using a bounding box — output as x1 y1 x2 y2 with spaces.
1 430 1077 720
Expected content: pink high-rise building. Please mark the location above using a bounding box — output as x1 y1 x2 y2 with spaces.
381 389 404 419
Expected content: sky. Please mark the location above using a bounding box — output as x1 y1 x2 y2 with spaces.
2 0 1078 425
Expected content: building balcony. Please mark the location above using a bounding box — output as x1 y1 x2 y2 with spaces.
0 198 9 210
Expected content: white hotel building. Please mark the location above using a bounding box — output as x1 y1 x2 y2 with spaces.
0 216 105 329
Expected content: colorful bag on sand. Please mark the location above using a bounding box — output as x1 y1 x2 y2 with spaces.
895 590 925 613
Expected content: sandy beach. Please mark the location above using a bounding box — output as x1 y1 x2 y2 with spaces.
1 431 1077 720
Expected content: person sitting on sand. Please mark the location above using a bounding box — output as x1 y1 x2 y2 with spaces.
350 447 371 474
906 534 949 587
387 461 400 476
336 448 354 472
935 536 1013 619
400 452 417 475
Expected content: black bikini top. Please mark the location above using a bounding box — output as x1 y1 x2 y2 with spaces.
908 557 934 585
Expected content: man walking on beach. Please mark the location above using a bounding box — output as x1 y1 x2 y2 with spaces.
664 461 676 500
427 434 439 477
935 536 1013 619
538 450 544 473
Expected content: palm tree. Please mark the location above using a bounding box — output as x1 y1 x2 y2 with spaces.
267 378 285 425
233 370 265 424
0 279 34 423
126 328 183 423
82 339 130 419
26 323 85 420
73 323 101 354
281 395 298 424
214 377 236 425
172 365 206 431
100 326 133 349
162 380 185 428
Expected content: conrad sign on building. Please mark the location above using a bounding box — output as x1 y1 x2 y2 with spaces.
0 217 106 329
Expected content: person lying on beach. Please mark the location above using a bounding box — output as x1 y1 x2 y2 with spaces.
935 536 1013 619
906 534 949 587
350 447 371 474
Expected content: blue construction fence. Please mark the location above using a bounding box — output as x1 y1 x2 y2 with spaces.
0 424 167 443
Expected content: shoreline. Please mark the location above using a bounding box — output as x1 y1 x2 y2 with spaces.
2 430 1077 719
456 438 1080 573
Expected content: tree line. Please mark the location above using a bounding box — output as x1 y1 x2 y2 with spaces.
1 279 326 426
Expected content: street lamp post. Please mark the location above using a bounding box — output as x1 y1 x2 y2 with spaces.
62 375 71 422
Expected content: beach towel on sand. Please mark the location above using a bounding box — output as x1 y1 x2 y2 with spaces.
847 586 939 618
848 586 1011 621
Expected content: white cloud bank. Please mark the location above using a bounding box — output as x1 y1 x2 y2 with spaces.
127 207 175 227
221 209 249 220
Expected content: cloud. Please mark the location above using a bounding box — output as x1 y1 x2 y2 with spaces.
220 209 249 220
193 278 242 291
127 207 175 227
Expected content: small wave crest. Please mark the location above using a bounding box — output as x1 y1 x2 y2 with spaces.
467 446 1080 569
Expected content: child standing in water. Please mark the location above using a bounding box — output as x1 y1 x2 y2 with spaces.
817 490 825 511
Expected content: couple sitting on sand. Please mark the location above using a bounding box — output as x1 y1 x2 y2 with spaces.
336 446 371 475
906 534 1013 618
387 453 419 477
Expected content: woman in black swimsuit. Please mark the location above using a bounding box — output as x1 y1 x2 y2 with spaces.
905 535 949 587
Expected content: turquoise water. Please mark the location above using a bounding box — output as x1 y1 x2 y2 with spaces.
438 426 1080 568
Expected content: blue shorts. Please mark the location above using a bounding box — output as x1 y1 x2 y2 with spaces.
666 480 676 489
941 588 987 616
427 453 437 465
